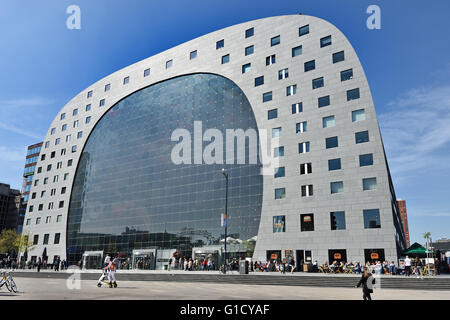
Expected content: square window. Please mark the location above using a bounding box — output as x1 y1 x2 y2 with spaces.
330 181 344 194
278 68 289 80
312 77 324 89
245 27 254 38
245 45 254 56
328 158 341 171
221 54 230 64
266 55 276 66
347 88 360 101
333 51 345 63
273 215 285 232
323 115 335 128
166 60 173 69
254 76 264 86
359 153 373 167
330 211 346 230
274 167 285 178
144 68 150 77
341 69 353 81
326 136 338 149
274 146 284 157
242 63 251 74
267 108 277 120
299 24 309 36
298 142 310 153
296 121 307 133
300 214 314 231
275 188 286 199
292 102 302 114
363 209 381 229
363 177 377 191
320 35 332 47
123 77 129 85
271 35 280 46
304 60 315 72
352 109 365 122
300 163 312 175
286 85 297 96
190 50 197 60
355 131 369 144
263 91 272 102
292 45 302 57
318 95 330 108
216 39 224 49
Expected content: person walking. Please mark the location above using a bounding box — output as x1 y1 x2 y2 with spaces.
415 257 423 279
289 258 296 274
404 255 412 276
356 270 375 300
37 257 42 272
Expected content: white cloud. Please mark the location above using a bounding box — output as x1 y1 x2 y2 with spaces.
0 97 54 109
0 145 27 162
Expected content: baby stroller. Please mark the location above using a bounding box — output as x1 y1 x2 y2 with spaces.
97 270 117 288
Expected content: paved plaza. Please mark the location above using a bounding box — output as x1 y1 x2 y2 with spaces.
1 277 450 300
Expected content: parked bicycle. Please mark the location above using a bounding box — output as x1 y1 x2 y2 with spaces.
0 270 18 293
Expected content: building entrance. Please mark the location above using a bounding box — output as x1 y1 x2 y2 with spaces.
82 251 103 269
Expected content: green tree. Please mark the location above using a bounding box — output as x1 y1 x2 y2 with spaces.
0 229 19 255
15 233 35 258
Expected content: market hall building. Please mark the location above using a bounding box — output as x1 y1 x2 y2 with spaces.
21 14 407 269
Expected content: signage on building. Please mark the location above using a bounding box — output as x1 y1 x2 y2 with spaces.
334 253 341 259
371 253 379 259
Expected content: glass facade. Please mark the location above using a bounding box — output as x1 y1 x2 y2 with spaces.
67 73 263 265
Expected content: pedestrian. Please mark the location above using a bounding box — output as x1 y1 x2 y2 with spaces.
415 257 423 278
37 257 42 272
404 255 411 276
289 258 295 274
356 269 375 300
388 261 397 275
168 257 172 271
103 258 117 288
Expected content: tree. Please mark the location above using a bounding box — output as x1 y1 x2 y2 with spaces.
15 232 35 259
0 229 19 256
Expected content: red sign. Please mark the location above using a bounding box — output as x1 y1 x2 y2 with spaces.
334 253 341 259
370 253 379 259
271 254 278 259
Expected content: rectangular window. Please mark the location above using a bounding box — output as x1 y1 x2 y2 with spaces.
66 135 71 142
61 187 66 194
99 99 105 107
300 214 314 231
278 68 288 80
355 131 369 144
341 69 353 81
144 68 150 77
299 24 309 36
292 45 302 57
46 164 52 172
326 136 338 149
57 215 62 223
352 109 365 122
265 55 275 66
364 209 381 229
50 128 55 135
60 113 66 120
123 76 129 85
36 217 41 225
68 159 73 166
45 141 50 148
190 50 197 60
26 218 31 226
245 27 254 38
64 173 69 180
86 116 91 124
300 163 312 175
55 138 60 145
296 121 307 133
105 84 110 91
221 54 230 64
359 153 373 167
318 95 330 108
245 45 254 56
330 211 346 230
322 115 335 128
43 234 49 245
77 131 83 139
73 108 78 116
263 91 272 102
166 60 173 69
292 102 302 114
363 177 377 191
87 90 92 98
333 51 345 63
38 204 43 211
273 216 286 233
33 235 39 245
347 88 360 101
46 216 51 224
272 127 282 138
298 142 310 154
267 108 277 120
286 85 297 96
312 77 324 89
54 233 61 244
274 167 285 178
328 158 341 171
216 39 224 49
242 63 251 74
29 206 34 213
62 124 67 131
59 201 64 208
271 35 280 46
86 104 91 112
330 181 344 194
254 76 264 86
275 188 286 199
274 146 284 158
320 35 332 47
71 145 77 153
304 60 315 72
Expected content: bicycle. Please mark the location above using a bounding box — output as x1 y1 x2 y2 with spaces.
0 270 18 293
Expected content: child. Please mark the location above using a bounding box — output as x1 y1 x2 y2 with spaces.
103 258 117 288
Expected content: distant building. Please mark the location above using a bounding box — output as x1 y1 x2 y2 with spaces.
0 183 22 233
19 142 43 233
397 199 410 247
432 238 450 261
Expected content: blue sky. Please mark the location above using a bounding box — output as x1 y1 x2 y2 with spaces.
0 0 449 245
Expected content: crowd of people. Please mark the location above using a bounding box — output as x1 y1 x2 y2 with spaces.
168 256 216 271
0 256 67 271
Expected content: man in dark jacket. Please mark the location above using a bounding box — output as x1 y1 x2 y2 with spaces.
356 270 375 300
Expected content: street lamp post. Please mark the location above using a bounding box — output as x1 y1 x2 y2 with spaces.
221 168 228 274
